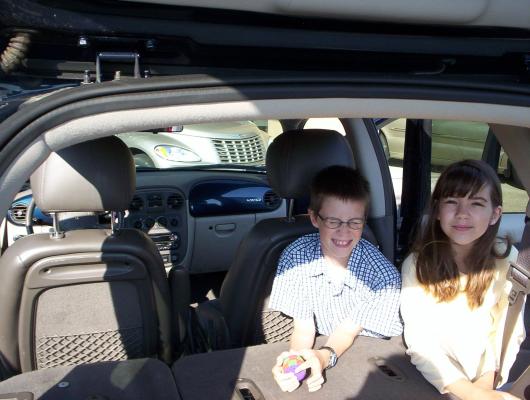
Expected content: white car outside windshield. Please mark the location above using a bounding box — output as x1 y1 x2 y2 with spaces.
117 121 270 169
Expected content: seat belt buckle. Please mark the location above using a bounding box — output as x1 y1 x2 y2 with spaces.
507 260 530 305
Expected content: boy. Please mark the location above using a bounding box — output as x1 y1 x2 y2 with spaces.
269 165 403 393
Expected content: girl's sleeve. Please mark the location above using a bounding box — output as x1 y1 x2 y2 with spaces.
400 255 468 393
488 247 526 386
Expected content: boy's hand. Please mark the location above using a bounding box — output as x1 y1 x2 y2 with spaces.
296 349 327 392
271 349 327 392
272 351 302 392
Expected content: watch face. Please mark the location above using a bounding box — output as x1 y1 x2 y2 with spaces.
320 346 337 369
329 351 338 368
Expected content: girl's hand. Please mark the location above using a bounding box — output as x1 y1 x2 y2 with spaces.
465 388 521 400
473 371 494 390
498 393 521 400
447 379 521 400
271 351 301 392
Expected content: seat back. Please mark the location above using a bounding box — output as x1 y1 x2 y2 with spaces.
212 129 377 348
0 137 174 375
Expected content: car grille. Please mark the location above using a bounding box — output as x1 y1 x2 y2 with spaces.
212 136 264 163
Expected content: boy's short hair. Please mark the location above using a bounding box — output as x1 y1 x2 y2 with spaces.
309 165 370 213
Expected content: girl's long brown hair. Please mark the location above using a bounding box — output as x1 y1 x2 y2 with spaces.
413 160 510 309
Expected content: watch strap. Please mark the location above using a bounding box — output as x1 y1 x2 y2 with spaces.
318 346 338 369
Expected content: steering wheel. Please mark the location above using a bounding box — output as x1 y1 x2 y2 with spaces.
25 197 36 235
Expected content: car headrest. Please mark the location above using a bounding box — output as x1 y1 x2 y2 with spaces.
31 136 135 212
266 129 355 199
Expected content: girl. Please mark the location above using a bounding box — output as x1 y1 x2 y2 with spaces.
400 159 526 400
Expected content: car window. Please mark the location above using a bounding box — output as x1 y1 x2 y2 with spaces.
378 118 527 213
303 118 346 135
115 120 280 171
252 119 284 141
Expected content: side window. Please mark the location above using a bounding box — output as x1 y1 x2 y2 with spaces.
303 118 346 135
377 119 527 214
252 119 283 143
430 120 526 213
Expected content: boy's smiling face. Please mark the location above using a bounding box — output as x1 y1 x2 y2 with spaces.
309 195 366 266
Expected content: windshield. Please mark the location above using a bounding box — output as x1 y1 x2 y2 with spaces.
115 120 283 171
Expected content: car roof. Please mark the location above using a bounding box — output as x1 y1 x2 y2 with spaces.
3 0 530 83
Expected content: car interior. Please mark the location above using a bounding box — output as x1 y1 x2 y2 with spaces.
0 79 528 399
2 0 530 396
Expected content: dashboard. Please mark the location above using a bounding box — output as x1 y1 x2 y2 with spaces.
5 171 285 274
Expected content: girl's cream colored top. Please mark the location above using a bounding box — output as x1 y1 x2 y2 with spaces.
400 247 526 393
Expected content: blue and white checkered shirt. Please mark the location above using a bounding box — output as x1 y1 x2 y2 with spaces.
269 233 403 337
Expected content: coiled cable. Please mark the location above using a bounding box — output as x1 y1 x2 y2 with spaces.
1 31 32 74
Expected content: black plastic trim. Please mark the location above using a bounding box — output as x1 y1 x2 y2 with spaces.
398 120 432 256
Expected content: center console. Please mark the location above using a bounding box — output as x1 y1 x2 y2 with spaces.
124 188 187 269
123 179 283 273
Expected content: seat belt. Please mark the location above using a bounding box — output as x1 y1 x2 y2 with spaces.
496 201 530 391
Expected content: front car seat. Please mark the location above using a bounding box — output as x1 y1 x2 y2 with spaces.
0 137 174 376
196 129 378 349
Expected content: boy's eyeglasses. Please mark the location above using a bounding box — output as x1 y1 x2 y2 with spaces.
317 213 365 230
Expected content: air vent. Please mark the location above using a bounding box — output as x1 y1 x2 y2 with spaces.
8 203 28 225
129 195 144 211
147 193 163 209
167 193 184 209
263 190 281 209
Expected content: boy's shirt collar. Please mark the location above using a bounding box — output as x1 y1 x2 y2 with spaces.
308 237 365 290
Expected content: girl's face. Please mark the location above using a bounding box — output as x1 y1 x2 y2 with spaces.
437 184 501 255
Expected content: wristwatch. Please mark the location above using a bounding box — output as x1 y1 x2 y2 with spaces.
318 346 338 369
